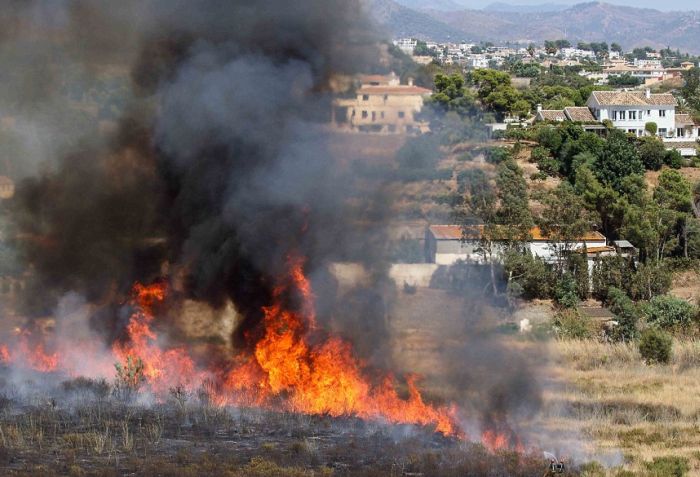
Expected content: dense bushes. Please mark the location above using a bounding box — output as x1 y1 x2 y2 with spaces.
639 328 673 364
554 274 580 308
643 295 697 331
552 309 591 339
592 259 672 303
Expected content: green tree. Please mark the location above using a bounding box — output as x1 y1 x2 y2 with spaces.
681 67 700 113
606 287 639 341
470 69 526 120
608 73 642 87
502 249 555 300
456 166 499 295
494 158 534 238
114 356 146 402
596 129 644 192
536 182 594 274
429 73 476 116
574 165 624 239
414 40 437 57
567 251 590 300
591 256 632 300
627 261 672 300
554 274 580 308
654 169 693 257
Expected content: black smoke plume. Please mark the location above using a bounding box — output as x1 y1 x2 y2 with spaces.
6 1 387 347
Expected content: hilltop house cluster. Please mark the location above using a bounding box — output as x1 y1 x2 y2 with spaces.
393 37 697 86
394 38 523 69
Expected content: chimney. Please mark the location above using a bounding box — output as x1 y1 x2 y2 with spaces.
645 88 651 99
536 104 542 113
407 77 414 86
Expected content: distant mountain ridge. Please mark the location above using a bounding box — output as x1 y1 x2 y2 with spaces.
393 0 466 11
363 0 465 41
364 0 700 53
482 2 570 13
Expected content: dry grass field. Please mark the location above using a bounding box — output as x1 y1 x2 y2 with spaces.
548 339 700 476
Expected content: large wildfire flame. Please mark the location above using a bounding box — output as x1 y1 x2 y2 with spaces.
0 255 524 449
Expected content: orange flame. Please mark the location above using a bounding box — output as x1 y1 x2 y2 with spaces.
221 255 461 436
0 345 10 363
481 424 524 452
0 329 60 373
112 281 208 395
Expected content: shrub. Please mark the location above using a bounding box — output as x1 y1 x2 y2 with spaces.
485 147 512 164
537 156 560 176
554 274 579 308
397 135 440 170
530 146 550 164
61 377 111 401
606 287 639 341
390 237 424 263
639 328 673 364
664 149 684 169
638 136 665 171
552 309 591 339
645 121 658 136
643 295 696 331
113 356 146 402
644 456 689 477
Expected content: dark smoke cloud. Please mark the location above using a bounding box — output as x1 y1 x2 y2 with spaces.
5 0 389 348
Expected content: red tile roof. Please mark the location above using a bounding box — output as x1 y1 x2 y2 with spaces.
591 91 677 106
358 85 432 96
429 225 606 242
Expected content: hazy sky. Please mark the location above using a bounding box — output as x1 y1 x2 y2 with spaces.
458 0 699 10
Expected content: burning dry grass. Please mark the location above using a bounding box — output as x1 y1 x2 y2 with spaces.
548 339 700 476
0 382 552 477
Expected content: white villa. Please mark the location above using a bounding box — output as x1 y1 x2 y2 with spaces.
587 90 677 137
535 89 700 156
